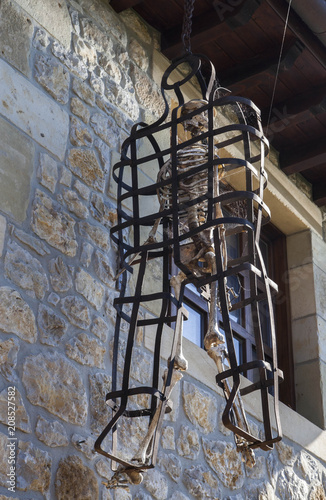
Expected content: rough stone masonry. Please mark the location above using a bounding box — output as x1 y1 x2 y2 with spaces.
0 0 325 499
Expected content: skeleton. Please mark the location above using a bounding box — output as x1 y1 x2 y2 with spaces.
164 100 255 466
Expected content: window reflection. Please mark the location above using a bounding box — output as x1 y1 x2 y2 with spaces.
182 301 203 346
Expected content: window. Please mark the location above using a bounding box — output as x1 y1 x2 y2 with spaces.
171 221 295 409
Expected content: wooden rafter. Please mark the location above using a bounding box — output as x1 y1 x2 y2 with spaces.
280 139 326 175
266 0 326 70
220 41 303 87
110 0 144 13
161 0 261 59
261 85 326 124
261 85 326 130
161 9 227 59
313 183 326 206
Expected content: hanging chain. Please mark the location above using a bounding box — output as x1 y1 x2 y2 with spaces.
181 0 195 53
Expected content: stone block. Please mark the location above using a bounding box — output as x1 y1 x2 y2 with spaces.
90 112 120 148
286 230 312 269
48 292 60 306
202 438 245 490
33 28 50 51
161 426 175 450
15 0 72 48
67 148 105 192
0 337 19 382
71 97 90 124
34 54 70 104
79 221 110 251
98 56 122 84
72 434 95 460
0 116 34 222
75 268 105 310
297 450 321 484
89 372 112 432
60 295 91 329
38 304 68 346
22 351 88 425
105 80 139 122
66 332 105 368
183 464 221 499
48 256 73 292
11 227 49 256
0 0 33 76
294 360 324 428
0 287 37 343
288 263 316 320
72 77 96 106
79 17 115 55
0 388 31 433
16 440 51 493
55 456 98 500
4 241 49 300
60 166 72 187
314 266 326 320
176 425 200 460
129 38 149 71
291 315 319 364
94 250 115 286
72 33 97 68
0 432 9 487
277 469 309 500
37 153 58 193
182 380 217 434
94 137 112 171
0 216 6 257
32 190 77 256
90 193 114 226
91 316 109 342
121 10 152 44
52 41 88 79
62 188 89 218
70 116 93 147
90 70 105 95
245 455 267 480
35 416 69 447
143 469 168 500
74 179 90 200
130 64 165 118
158 452 182 483
80 242 93 267
78 6 127 47
311 231 326 273
0 59 69 160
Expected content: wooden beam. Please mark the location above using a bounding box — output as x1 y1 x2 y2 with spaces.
161 9 227 59
220 41 302 88
224 0 261 29
266 0 326 70
161 0 262 59
110 0 144 13
280 140 326 175
313 183 326 207
261 85 326 131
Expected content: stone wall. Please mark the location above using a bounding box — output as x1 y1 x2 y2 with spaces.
0 0 325 499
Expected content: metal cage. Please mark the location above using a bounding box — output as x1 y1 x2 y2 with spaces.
95 52 283 479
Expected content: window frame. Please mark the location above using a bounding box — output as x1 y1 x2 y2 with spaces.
170 222 296 409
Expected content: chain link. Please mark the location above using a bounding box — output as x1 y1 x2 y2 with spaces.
182 0 195 53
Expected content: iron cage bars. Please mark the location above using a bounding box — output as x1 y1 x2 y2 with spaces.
94 53 283 473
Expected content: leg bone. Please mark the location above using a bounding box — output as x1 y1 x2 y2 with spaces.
170 272 188 371
132 368 183 465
